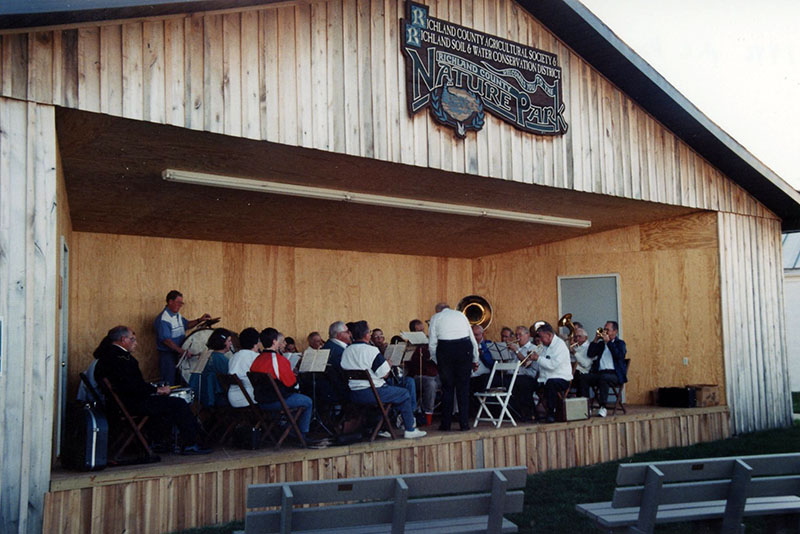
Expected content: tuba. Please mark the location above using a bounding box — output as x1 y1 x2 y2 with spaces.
457 295 493 329
558 313 577 347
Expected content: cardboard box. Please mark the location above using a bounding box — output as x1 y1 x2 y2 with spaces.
688 384 719 407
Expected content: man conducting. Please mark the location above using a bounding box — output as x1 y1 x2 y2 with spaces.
428 302 479 431
154 290 211 385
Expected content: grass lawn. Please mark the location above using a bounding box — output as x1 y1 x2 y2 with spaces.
173 422 800 534
792 391 800 413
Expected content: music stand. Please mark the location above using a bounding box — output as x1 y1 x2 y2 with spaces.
299 348 332 435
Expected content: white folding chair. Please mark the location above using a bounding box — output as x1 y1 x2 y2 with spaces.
473 360 522 428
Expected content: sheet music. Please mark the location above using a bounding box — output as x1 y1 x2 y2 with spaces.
299 348 330 373
489 342 511 362
401 331 429 345
285 352 302 369
384 343 408 367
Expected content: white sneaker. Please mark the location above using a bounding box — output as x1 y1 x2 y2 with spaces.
377 430 393 439
404 428 427 439
598 406 608 418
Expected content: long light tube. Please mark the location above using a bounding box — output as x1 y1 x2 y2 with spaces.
162 169 592 228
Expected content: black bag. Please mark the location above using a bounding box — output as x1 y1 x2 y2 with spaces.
62 402 108 471
233 425 263 450
657 387 697 408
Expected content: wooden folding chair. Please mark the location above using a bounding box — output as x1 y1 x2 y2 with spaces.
342 369 398 442
473 360 522 428
591 358 630 415
247 372 308 448
100 377 157 462
214 373 271 446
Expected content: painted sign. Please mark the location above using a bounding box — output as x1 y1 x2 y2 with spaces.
401 1 568 138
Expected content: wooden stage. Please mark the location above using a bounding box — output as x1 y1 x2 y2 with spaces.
44 405 729 533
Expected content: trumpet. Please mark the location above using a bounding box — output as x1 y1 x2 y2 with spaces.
595 327 605 339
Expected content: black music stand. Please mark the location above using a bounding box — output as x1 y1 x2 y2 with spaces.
298 348 333 436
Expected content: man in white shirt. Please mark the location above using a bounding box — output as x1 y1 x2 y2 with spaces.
507 325 538 422
570 327 591 396
428 303 479 431
341 321 426 439
529 323 573 423
227 327 262 407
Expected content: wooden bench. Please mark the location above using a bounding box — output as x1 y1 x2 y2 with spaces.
235 466 527 534
576 453 800 533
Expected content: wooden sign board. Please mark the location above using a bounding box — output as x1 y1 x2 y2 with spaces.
401 0 568 138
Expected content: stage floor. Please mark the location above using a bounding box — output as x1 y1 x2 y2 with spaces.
50 404 729 492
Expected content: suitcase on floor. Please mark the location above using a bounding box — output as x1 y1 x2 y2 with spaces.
62 402 108 471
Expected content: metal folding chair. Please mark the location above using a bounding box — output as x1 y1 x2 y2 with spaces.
473 360 523 428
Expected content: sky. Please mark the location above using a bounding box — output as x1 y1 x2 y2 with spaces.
579 0 800 191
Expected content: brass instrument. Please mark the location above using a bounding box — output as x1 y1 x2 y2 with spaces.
595 327 605 339
457 295 493 329
558 313 577 348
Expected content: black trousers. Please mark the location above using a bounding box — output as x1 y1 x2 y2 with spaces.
436 337 474 429
138 395 200 446
579 370 619 408
509 375 538 421
544 378 570 419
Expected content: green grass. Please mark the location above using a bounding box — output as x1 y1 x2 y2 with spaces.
172 423 800 534
511 421 800 533
792 391 800 413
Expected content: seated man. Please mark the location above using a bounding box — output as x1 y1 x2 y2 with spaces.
370 328 388 355
580 321 628 417
250 328 314 441
570 327 592 394
469 324 497 414
507 326 538 422
94 325 210 455
307 331 324 350
528 323 573 423
341 321 426 439
404 319 438 424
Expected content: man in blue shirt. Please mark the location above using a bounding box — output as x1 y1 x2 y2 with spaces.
154 290 210 385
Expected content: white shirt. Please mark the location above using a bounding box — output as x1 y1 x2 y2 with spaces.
341 342 390 390
227 348 259 407
538 336 573 382
428 308 480 364
599 343 615 371
516 340 538 378
573 340 592 374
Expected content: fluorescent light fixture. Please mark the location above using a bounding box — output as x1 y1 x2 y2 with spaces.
162 169 592 228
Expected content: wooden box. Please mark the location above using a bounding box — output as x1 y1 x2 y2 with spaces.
688 384 720 407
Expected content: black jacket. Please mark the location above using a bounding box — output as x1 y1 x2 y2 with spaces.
587 338 628 384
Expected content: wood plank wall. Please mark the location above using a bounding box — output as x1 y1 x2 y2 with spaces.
474 211 725 405
718 213 792 433
0 0 776 222
42 407 730 534
67 231 472 395
0 97 58 534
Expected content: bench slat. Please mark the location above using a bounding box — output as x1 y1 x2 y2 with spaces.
616 453 800 485
243 516 519 534
245 491 524 533
577 495 800 528
246 467 527 508
612 475 800 508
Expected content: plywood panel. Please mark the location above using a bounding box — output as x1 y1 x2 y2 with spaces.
68 231 472 394
473 212 724 405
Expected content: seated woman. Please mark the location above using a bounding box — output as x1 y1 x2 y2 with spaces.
189 328 231 407
250 328 313 442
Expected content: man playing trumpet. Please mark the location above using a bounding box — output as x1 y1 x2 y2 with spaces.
579 321 628 417
507 326 538 422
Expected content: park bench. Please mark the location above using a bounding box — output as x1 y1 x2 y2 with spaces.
576 452 800 533
235 465 526 534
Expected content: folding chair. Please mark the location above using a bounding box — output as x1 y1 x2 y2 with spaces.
247 372 308 448
100 377 157 463
473 360 522 428
591 358 630 415
214 373 271 446
342 369 398 442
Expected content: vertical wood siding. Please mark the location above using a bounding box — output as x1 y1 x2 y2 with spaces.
718 213 791 433
0 0 776 221
0 98 58 534
42 408 729 534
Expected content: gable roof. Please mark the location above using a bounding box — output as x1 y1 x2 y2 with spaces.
2 0 799 230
